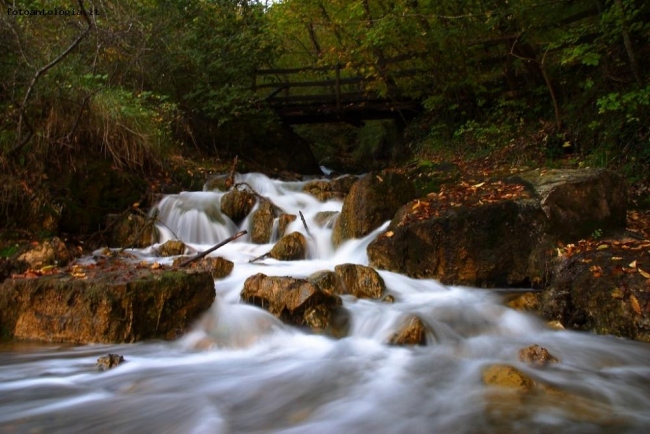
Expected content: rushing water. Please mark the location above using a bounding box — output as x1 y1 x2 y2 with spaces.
2 173 650 433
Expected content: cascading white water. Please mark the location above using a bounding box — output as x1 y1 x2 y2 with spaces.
1 172 650 433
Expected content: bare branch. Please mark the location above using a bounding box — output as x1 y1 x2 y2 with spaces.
11 0 94 155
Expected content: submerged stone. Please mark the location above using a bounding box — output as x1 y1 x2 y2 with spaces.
97 353 125 371
388 315 427 346
518 345 559 367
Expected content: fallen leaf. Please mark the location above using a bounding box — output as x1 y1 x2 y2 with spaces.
630 295 642 315
597 244 609 250
629 260 638 268
639 268 650 279
611 257 623 261
385 231 394 238
472 182 485 188
611 288 625 299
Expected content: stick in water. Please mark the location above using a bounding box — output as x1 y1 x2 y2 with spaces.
299 211 312 238
178 230 247 267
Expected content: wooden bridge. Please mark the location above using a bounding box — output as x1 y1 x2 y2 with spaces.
254 62 421 125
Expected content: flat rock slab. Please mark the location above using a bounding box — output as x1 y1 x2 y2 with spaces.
0 269 215 344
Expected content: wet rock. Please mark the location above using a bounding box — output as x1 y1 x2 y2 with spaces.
313 211 339 228
277 214 297 238
388 315 427 346
17 237 72 269
334 263 385 299
109 213 157 248
157 240 186 257
250 201 275 244
241 274 342 334
507 292 540 311
97 353 125 371
220 189 256 223
519 345 559 367
303 175 358 202
367 168 627 288
0 269 215 343
304 304 350 338
510 168 627 241
483 363 622 426
269 232 307 261
333 171 417 246
368 199 550 287
540 248 650 342
307 270 344 296
173 256 234 279
482 364 534 391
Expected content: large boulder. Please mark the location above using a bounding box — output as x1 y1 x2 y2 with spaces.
269 232 307 261
0 269 215 343
332 171 417 246
368 169 627 288
368 199 550 287
540 246 650 342
511 168 627 241
241 273 343 333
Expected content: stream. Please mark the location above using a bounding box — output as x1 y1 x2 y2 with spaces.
1 172 650 433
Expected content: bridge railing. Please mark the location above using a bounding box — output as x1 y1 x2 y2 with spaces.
254 58 421 110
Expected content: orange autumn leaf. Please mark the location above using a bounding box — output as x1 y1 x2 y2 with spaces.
630 295 642 315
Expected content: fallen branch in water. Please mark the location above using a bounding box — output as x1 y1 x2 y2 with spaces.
299 211 312 238
249 251 271 263
178 230 247 267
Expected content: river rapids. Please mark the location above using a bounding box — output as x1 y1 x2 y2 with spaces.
1 172 650 433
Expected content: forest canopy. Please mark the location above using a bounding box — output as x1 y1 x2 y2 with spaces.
0 0 648 198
